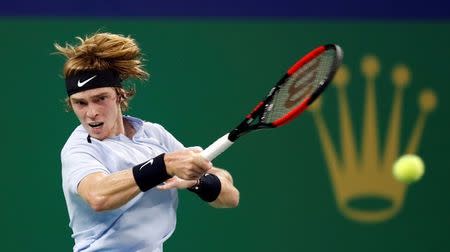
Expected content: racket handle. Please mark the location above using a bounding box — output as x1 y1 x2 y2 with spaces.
201 133 234 161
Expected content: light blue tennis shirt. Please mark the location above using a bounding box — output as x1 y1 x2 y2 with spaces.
61 115 184 252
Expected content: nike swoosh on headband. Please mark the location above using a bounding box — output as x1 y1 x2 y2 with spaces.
77 75 97 87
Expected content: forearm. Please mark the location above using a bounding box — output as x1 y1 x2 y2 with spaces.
157 167 240 208
208 168 240 208
78 169 141 211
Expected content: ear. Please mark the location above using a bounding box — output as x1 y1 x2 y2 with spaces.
65 97 74 112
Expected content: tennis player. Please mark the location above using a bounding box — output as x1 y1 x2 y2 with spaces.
56 32 239 252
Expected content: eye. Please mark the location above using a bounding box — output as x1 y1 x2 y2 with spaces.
73 100 87 106
96 96 109 103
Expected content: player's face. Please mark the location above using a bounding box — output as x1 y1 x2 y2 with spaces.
70 87 123 140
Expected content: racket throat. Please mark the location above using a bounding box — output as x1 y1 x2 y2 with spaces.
229 128 242 142
230 121 273 141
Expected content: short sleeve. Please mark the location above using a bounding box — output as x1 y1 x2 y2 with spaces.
61 148 110 195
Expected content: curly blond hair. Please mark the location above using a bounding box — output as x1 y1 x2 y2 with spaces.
55 32 149 111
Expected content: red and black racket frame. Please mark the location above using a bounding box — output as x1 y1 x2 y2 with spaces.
228 44 343 142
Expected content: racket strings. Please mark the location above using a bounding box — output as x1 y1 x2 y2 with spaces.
262 50 337 123
283 59 321 107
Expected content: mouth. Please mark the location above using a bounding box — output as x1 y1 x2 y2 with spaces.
88 122 104 128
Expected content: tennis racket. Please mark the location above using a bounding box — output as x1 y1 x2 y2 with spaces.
201 44 343 161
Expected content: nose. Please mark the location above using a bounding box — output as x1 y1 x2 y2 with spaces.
86 104 99 119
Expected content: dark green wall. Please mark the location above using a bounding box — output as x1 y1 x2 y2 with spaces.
1 19 449 251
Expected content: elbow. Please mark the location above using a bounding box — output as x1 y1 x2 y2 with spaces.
222 188 240 208
91 203 108 212
209 188 240 208
229 189 240 208
85 193 110 212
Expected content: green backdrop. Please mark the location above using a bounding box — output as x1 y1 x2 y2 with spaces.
1 19 449 251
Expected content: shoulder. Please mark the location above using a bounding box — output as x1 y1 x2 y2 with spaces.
126 115 172 137
61 125 94 157
126 115 185 151
143 121 170 135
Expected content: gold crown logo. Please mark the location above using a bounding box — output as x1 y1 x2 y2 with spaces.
309 55 437 223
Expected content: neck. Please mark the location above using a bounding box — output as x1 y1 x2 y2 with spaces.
123 117 136 139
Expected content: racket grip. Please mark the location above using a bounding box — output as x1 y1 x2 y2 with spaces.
201 133 234 161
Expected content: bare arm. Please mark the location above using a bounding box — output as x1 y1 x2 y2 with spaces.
77 149 211 212
158 167 240 208
77 170 140 212
207 167 240 208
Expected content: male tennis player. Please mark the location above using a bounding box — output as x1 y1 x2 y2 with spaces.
56 32 239 252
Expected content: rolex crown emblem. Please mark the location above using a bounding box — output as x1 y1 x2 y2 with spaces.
308 55 437 223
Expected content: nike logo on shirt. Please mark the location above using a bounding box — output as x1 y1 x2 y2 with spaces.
77 75 97 87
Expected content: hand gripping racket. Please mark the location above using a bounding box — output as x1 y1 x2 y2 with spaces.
201 44 343 161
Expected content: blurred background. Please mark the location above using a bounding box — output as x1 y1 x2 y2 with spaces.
1 0 449 251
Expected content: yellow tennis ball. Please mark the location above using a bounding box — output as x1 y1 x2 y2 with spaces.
392 154 425 184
